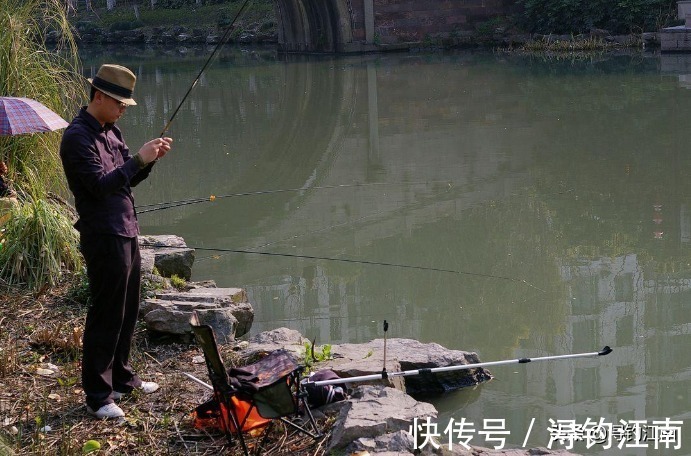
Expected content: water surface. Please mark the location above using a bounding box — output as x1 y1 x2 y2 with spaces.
81 46 691 454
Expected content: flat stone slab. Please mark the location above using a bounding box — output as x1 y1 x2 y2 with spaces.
140 284 254 341
155 287 247 304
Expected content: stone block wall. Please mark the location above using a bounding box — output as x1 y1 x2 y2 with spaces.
661 26 691 52
350 0 516 45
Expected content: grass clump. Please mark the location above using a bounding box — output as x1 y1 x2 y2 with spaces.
0 198 81 291
519 35 639 52
302 339 333 370
170 274 188 290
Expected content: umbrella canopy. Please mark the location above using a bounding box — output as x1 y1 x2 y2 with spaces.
0 97 69 136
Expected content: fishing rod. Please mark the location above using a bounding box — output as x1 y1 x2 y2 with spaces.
158 0 252 137
309 346 613 387
135 181 453 214
140 243 546 291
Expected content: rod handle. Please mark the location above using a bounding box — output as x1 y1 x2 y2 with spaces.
598 346 613 356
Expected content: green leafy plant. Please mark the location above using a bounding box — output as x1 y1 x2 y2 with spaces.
170 274 187 290
302 340 333 369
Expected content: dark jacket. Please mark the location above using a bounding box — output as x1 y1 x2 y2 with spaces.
60 107 153 237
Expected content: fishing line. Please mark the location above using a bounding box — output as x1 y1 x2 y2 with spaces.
158 0 252 137
195 183 456 262
135 181 454 214
143 243 546 292
196 207 392 262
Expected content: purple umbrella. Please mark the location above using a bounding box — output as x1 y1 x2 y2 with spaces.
0 97 69 136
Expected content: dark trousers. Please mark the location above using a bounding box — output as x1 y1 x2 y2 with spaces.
80 234 142 410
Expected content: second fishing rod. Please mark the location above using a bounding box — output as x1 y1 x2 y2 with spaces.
157 0 252 138
135 181 455 214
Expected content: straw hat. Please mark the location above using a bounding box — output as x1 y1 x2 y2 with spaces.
88 64 137 106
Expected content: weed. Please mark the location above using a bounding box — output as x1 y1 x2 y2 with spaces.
66 267 91 306
301 340 332 370
29 322 82 361
170 274 187 290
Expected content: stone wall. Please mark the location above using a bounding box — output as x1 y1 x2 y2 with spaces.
350 0 517 45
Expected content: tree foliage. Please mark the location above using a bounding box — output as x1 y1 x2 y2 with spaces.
518 0 678 34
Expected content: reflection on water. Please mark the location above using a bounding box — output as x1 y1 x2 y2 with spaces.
81 47 690 453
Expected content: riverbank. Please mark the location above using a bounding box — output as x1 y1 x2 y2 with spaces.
0 283 333 455
65 2 657 52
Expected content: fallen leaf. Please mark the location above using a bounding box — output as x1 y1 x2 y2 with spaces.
35 368 54 377
82 439 101 454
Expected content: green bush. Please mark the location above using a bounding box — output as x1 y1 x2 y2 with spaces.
517 0 677 34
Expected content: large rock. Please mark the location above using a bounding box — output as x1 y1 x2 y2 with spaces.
346 430 418 455
138 234 195 280
240 327 308 360
141 302 239 343
324 338 492 396
328 385 437 450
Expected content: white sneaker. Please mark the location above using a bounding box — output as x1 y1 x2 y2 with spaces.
86 403 125 419
112 381 160 400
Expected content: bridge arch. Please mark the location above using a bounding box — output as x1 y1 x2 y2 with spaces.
274 0 354 53
272 0 509 53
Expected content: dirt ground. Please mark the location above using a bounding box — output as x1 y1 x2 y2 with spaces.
0 284 333 455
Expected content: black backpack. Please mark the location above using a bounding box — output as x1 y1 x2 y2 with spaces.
302 369 348 407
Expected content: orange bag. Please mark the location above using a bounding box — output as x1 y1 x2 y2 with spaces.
192 397 271 434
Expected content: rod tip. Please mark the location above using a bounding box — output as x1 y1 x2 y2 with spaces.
599 346 613 356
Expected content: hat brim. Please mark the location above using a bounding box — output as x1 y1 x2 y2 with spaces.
88 78 137 106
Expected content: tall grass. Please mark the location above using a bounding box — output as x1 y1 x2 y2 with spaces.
0 0 85 291
0 197 81 290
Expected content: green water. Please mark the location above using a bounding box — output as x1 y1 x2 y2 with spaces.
81 46 690 454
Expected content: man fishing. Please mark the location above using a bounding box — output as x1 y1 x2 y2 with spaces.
60 64 173 419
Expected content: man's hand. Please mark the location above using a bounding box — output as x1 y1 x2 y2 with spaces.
138 137 173 164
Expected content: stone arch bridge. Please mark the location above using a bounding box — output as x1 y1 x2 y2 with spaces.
274 0 513 53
